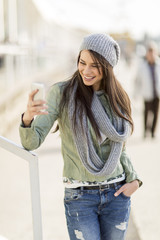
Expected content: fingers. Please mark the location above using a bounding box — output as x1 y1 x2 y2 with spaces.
32 107 48 115
26 90 48 119
114 181 139 197
28 100 46 108
114 185 126 197
29 104 48 116
29 106 48 114
29 89 39 101
28 90 46 109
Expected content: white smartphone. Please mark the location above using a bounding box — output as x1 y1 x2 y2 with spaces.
31 82 45 101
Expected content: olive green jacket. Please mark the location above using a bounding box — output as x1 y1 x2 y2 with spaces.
19 82 141 184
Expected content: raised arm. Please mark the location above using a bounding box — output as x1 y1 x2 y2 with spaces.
19 83 61 150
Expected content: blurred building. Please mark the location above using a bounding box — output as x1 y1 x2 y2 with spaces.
0 0 86 96
0 0 88 135
110 32 136 65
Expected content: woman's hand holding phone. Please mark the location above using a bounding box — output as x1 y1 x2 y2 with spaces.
22 83 48 127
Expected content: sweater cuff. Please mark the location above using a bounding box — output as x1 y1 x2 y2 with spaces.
125 172 143 187
21 113 33 128
135 179 143 187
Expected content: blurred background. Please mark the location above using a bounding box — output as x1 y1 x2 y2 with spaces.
0 0 160 240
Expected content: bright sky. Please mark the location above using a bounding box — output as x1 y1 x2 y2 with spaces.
33 0 160 39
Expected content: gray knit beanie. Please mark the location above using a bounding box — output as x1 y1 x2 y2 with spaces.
80 33 120 67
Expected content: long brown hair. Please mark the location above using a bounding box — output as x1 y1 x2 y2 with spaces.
56 50 134 137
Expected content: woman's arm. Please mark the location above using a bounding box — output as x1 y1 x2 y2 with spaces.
114 149 142 197
19 83 61 150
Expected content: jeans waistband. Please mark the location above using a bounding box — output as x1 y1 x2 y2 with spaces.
72 180 126 191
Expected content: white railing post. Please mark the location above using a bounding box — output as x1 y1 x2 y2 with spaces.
29 156 43 240
0 136 43 240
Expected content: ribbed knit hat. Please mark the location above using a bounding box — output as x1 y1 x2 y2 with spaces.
80 33 120 67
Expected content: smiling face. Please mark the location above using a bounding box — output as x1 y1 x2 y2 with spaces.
78 50 103 91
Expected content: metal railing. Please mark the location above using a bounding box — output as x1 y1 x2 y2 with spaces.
0 135 43 240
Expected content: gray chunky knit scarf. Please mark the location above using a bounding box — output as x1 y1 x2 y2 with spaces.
68 83 131 177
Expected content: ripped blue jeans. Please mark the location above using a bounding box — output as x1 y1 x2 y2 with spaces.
64 183 131 240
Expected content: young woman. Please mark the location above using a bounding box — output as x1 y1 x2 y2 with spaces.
20 33 142 240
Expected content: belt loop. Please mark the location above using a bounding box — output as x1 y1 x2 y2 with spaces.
80 186 84 194
114 182 119 191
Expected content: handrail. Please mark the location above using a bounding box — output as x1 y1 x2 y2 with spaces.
0 136 36 162
0 136 43 240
